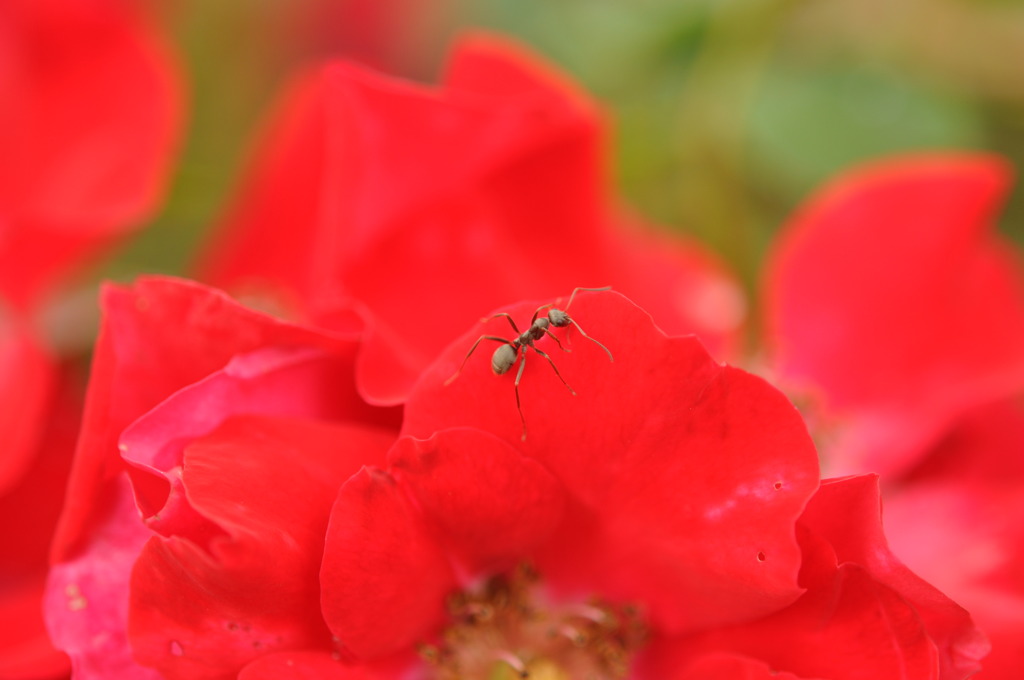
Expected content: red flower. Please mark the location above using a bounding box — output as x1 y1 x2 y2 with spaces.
43 277 398 679
883 400 1024 679
763 154 1024 477
0 0 183 309
198 34 744 405
0 2 182 676
763 155 1024 678
281 0 454 74
45 282 982 679
643 475 988 679
0 322 76 680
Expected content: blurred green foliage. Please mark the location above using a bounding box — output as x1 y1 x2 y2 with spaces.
117 0 1024 302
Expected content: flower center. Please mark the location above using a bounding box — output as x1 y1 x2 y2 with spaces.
421 565 647 680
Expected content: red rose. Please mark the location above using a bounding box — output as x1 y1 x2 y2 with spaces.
0 2 182 676
763 154 1024 678
45 283 982 679
281 0 454 74
763 154 1024 478
198 34 745 405
0 321 75 680
0 0 182 309
883 400 1024 678
43 277 398 679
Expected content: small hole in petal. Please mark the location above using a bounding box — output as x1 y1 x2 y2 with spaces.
756 551 766 562
169 640 184 657
773 481 783 490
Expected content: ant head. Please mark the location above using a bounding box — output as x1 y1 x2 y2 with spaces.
547 308 569 328
491 343 518 375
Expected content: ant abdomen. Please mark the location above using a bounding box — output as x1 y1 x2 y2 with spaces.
491 344 518 375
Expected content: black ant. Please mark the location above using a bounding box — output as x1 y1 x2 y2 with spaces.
445 287 614 439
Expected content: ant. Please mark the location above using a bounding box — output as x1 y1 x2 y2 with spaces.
445 287 614 440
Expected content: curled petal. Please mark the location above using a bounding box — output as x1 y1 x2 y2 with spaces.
50 276 370 564
44 476 159 680
668 557 942 679
800 476 989 679
46 277 385 677
128 416 393 680
118 345 389 542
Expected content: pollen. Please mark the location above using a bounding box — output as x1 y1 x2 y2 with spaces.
421 565 647 680
64 583 88 611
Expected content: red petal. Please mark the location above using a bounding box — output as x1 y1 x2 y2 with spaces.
118 346 389 543
764 154 1024 476
0 574 70 680
0 322 55 496
321 468 455 660
0 357 77 680
0 1 182 307
638 648 819 680
404 290 819 633
46 278 390 677
673 560 942 679
443 32 598 113
44 475 160 680
201 37 742 405
128 416 392 680
886 400 1024 680
50 276 381 564
389 428 566 576
801 476 989 679
604 220 746 360
238 650 412 680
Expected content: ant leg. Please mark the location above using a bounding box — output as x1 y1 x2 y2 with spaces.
565 286 612 311
567 319 614 362
531 347 576 396
513 350 528 441
484 313 521 336
445 335 515 385
542 328 567 352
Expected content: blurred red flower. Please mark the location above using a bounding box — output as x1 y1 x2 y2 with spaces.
282 0 454 74
44 282 985 679
0 1 182 677
885 399 1024 679
0 323 76 680
763 155 1024 679
763 154 1024 478
199 34 745 405
0 0 183 310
